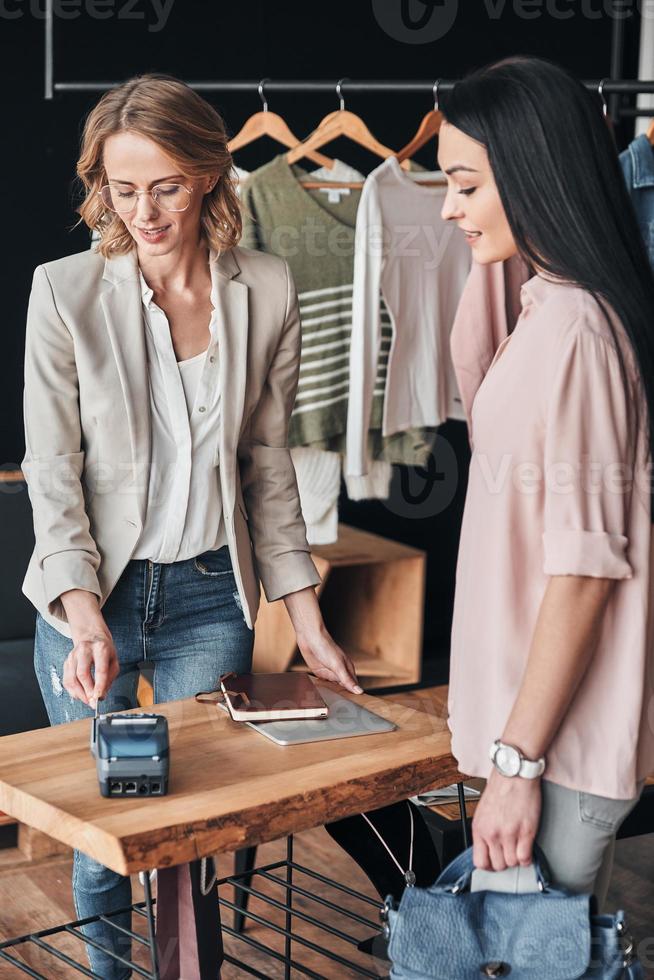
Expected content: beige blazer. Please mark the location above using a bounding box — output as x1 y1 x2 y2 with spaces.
21 244 321 638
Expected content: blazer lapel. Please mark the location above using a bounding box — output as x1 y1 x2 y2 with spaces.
211 248 249 514
100 249 150 525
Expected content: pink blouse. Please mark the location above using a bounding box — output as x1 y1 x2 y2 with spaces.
448 263 654 800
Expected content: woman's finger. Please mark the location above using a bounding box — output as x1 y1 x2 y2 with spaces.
91 649 116 701
343 653 363 693
502 835 519 869
334 658 363 694
516 829 535 867
74 644 96 700
312 663 360 694
63 654 90 704
487 838 507 872
472 833 490 871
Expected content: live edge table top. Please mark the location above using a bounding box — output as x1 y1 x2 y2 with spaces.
0 685 461 876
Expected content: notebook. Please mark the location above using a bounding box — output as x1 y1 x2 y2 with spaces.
219 672 329 722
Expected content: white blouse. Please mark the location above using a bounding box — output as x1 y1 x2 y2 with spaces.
131 249 228 563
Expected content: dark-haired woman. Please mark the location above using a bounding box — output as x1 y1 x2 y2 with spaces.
438 55 654 908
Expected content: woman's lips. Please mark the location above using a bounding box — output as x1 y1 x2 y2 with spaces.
137 225 171 243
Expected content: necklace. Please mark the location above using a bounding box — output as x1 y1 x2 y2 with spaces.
360 801 416 887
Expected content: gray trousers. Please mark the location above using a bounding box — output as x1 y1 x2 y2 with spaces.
470 776 644 910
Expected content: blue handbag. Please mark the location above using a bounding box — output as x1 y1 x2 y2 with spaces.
381 844 642 979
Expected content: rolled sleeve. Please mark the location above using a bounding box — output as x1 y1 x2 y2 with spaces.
543 528 631 578
542 324 636 580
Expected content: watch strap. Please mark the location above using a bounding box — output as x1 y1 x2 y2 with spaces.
518 756 546 778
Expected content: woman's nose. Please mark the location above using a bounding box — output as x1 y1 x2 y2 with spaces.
134 192 161 222
441 187 463 223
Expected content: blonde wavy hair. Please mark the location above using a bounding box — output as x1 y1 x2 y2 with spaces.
74 72 242 257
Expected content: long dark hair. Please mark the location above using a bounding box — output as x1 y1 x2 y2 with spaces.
443 55 654 521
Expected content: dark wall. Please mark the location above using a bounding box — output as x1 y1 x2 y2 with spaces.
2 0 643 661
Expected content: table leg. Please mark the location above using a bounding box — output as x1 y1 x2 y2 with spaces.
233 845 258 932
142 869 160 979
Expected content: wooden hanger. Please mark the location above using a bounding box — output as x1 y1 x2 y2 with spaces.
296 81 448 190
295 108 350 187
228 79 333 168
647 117 654 145
396 81 444 165
286 78 412 180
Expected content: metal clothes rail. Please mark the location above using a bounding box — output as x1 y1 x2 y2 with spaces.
47 75 654 99
43 0 654 126
45 71 654 127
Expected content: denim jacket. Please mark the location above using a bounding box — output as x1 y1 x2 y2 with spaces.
619 133 654 267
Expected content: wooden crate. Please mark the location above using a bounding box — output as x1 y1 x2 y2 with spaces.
253 523 427 689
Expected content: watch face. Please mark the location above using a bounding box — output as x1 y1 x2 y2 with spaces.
495 745 521 777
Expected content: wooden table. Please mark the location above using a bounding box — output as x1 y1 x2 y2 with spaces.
0 684 466 979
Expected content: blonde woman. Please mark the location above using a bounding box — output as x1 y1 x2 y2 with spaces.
21 73 361 979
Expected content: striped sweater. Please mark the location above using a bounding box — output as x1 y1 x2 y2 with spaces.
293 280 394 445
239 153 437 466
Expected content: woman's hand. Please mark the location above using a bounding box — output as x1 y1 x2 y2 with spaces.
60 589 120 706
472 768 542 871
63 626 120 707
296 625 363 694
283 586 363 694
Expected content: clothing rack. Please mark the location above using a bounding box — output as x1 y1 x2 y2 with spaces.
46 73 654 122
43 0 654 127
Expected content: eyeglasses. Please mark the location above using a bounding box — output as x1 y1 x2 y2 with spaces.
98 182 193 214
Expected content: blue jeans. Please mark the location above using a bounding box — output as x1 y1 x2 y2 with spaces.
33 545 255 980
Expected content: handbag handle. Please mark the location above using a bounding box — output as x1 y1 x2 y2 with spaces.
434 843 553 895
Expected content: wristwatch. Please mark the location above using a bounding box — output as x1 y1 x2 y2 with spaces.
489 739 546 779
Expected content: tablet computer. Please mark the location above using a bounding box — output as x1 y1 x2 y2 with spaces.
219 685 396 745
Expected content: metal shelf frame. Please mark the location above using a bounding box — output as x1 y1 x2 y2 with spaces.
0 788 470 978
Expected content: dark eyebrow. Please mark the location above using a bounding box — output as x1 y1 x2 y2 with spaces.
108 175 185 187
444 165 479 176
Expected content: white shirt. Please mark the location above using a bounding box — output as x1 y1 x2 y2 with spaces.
131 249 228 563
345 155 471 477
